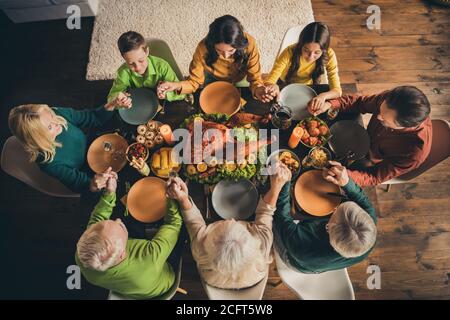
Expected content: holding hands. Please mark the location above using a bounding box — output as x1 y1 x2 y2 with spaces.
157 81 181 99
166 177 192 210
308 94 331 116
90 167 118 193
255 84 280 103
129 157 150 176
105 92 132 111
322 161 349 187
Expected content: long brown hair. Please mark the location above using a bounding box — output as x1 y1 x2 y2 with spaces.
285 22 331 84
205 15 249 73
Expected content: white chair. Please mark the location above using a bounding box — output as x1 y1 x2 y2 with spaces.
108 255 184 300
277 25 306 58
274 247 355 300
1 136 80 198
200 270 269 300
382 119 450 191
147 38 184 81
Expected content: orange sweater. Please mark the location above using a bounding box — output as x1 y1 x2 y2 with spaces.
179 33 264 95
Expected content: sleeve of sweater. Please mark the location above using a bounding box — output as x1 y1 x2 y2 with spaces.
53 106 113 129
86 192 116 227
38 162 91 192
342 178 377 223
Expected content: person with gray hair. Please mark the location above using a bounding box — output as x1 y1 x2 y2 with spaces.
166 162 292 289
273 161 377 273
75 173 183 299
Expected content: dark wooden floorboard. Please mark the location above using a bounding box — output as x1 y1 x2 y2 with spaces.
0 0 449 299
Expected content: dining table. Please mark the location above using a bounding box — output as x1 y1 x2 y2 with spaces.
78 85 370 239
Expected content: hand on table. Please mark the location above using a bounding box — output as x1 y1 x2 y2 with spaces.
157 81 181 99
322 161 349 187
130 157 150 176
308 95 330 116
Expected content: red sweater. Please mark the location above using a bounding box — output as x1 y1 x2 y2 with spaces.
329 92 432 186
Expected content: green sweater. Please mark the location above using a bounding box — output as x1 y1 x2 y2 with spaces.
75 192 183 299
273 179 377 273
37 106 113 192
108 55 185 102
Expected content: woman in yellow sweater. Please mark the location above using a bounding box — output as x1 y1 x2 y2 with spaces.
261 22 342 115
157 15 264 99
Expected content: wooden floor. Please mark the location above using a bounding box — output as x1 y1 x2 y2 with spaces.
0 0 449 299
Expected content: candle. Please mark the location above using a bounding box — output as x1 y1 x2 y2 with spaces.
288 126 304 149
159 124 174 144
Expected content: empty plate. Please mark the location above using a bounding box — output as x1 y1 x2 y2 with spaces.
119 87 159 125
200 81 241 116
87 133 128 174
279 83 317 120
127 177 167 223
328 120 370 161
211 179 259 220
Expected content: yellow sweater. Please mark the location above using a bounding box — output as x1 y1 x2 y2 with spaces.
179 33 264 95
265 45 342 94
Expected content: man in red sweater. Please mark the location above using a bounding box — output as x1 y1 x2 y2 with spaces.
309 86 432 186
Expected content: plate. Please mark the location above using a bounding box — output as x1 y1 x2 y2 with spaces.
328 120 370 161
119 88 159 125
199 81 241 115
87 133 128 174
127 177 167 223
294 170 342 216
279 84 317 120
211 179 259 220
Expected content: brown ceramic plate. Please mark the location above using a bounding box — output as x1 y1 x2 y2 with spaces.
199 81 241 115
87 133 128 174
294 170 342 216
127 177 167 223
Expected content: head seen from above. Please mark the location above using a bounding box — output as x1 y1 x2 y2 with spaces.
118 31 149 76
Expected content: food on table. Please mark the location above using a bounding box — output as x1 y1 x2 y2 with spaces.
247 153 257 164
145 140 155 149
126 142 148 162
150 147 180 178
309 147 330 169
137 124 147 135
136 135 146 144
270 150 300 177
155 135 164 145
225 161 237 172
197 162 208 173
297 117 331 148
145 131 155 139
288 126 304 149
206 157 218 167
147 120 158 131
239 159 247 169
186 164 197 175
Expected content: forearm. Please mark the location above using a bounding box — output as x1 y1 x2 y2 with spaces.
318 89 341 101
87 192 116 227
342 178 376 221
179 197 206 242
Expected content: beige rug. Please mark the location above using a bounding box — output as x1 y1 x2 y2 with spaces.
86 0 315 80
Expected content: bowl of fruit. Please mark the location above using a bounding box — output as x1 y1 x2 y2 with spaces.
297 117 331 148
126 142 149 163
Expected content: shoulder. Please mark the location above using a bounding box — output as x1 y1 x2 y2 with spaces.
149 55 170 70
116 63 131 76
244 32 258 51
326 48 337 61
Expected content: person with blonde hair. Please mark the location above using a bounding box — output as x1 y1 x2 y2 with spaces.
166 162 291 289
8 103 115 192
76 172 183 299
273 161 377 273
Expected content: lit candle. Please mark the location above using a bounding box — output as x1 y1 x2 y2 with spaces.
288 126 304 149
159 124 174 144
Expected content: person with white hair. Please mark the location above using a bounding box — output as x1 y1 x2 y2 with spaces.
75 173 183 299
166 162 292 289
273 161 377 273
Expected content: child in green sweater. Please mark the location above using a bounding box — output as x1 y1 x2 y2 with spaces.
106 31 185 110
76 173 183 299
8 104 115 193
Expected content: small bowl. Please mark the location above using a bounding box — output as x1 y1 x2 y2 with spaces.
126 142 149 163
266 149 301 180
307 146 332 169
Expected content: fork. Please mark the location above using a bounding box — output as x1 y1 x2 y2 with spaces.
204 184 211 220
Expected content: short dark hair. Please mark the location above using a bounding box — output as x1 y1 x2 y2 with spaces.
385 86 430 127
117 31 146 55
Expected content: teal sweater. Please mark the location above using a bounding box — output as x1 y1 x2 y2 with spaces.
273 179 377 273
37 106 113 192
